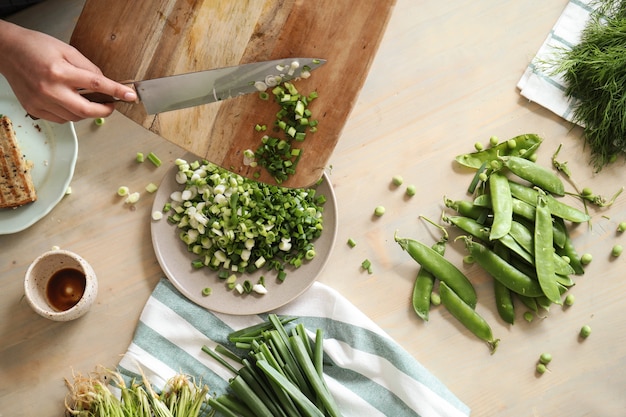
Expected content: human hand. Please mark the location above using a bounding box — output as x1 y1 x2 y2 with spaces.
0 21 137 123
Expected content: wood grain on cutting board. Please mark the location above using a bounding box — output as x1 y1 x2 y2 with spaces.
71 0 396 187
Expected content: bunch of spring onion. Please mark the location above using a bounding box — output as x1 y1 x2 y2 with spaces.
202 314 344 417
64 367 212 417
164 159 326 282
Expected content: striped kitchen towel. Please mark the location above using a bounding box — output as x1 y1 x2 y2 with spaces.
117 278 470 417
517 0 596 123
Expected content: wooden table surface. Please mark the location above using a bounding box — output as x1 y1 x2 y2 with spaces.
2 1 626 416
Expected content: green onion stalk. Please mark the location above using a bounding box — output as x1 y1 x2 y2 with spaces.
64 366 213 417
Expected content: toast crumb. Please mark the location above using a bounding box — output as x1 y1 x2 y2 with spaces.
0 115 37 208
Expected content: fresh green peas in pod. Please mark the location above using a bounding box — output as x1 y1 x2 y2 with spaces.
411 219 450 321
395 232 477 308
460 236 544 297
454 133 543 169
499 155 565 196
533 191 562 305
488 172 513 240
507 220 575 276
493 243 515 325
444 197 488 219
554 217 585 276
439 282 500 354
508 180 590 223
473 193 568 248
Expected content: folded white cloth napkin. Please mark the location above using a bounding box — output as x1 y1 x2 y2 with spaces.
517 0 597 122
117 278 470 417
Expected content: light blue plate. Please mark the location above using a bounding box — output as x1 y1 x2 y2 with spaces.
0 76 77 234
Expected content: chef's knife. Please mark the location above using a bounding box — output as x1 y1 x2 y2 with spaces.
81 57 326 114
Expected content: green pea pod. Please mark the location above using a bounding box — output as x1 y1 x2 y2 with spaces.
473 193 566 247
508 220 575 276
439 282 499 354
554 217 585 275
446 215 538 270
493 279 515 325
534 192 562 305
489 172 513 240
500 155 565 196
455 133 543 169
517 293 539 312
508 180 590 223
396 234 477 308
444 197 486 219
445 215 490 241
493 242 515 325
412 240 446 321
556 274 575 287
462 237 544 297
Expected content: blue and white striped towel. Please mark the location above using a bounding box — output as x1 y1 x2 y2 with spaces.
117 278 470 417
517 0 596 122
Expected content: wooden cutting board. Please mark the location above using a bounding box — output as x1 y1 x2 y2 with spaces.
70 0 396 188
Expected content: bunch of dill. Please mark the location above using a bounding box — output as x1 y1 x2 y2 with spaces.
551 0 626 170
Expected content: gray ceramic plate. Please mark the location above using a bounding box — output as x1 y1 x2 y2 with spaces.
150 161 337 315
0 76 77 235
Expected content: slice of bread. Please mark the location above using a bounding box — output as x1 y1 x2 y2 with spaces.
0 115 37 208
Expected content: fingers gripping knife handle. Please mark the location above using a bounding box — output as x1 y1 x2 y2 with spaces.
27 82 137 120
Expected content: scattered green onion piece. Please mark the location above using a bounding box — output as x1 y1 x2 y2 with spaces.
347 238 357 248
147 151 162 167
361 259 373 274
125 192 140 204
145 182 158 193
117 186 129 197
136 152 145 163
202 287 212 296
94 117 105 126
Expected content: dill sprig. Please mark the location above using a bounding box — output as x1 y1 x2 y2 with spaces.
551 0 626 170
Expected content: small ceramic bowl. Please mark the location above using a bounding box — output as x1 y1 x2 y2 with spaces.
24 249 98 321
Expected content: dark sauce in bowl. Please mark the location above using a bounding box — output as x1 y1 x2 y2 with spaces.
46 268 86 311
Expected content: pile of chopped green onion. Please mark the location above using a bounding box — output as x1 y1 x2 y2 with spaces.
164 159 326 284
202 314 344 417
252 82 319 183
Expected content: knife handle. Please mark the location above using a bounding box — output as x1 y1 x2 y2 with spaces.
79 81 137 103
26 83 136 120
79 90 118 103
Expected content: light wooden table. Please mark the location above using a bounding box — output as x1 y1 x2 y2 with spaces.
2 1 626 416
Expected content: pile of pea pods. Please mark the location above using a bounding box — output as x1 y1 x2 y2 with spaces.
396 134 591 354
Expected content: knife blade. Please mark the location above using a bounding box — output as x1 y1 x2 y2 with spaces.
82 57 326 114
